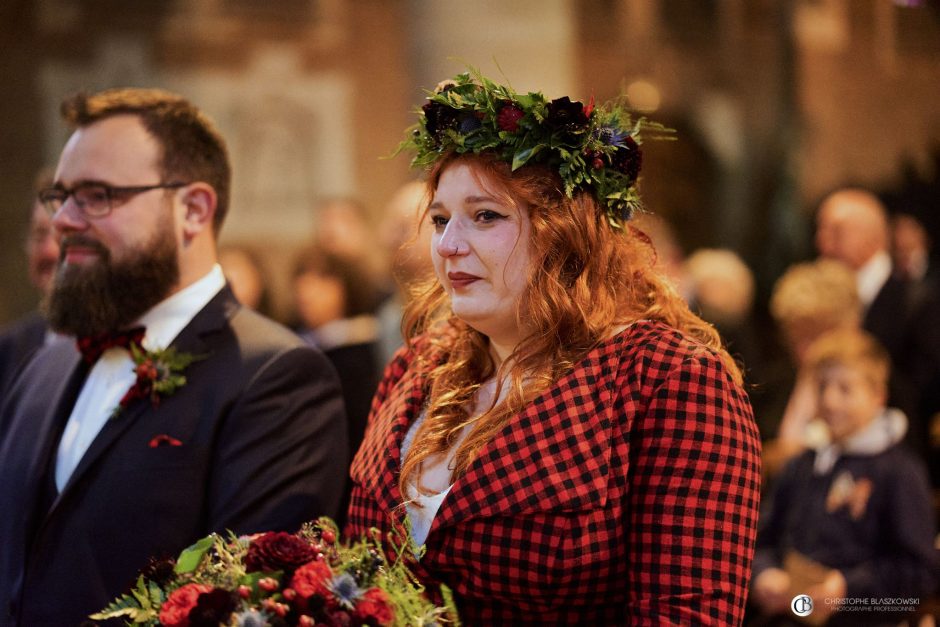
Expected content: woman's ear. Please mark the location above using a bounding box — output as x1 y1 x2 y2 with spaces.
180 183 217 239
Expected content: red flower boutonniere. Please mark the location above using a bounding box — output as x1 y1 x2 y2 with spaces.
111 344 204 418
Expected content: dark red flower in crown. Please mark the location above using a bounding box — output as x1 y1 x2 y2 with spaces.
497 102 525 132
545 96 589 134
422 101 459 142
355 587 395 626
612 135 643 181
159 583 214 627
245 531 318 573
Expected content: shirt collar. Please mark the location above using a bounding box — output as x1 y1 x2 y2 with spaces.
812 407 908 474
137 264 226 351
856 250 892 308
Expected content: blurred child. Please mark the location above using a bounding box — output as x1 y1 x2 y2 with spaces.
762 259 862 476
751 328 937 625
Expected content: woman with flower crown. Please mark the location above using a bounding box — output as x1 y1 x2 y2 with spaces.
345 72 761 625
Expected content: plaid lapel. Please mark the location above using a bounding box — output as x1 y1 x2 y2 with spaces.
351 356 428 515
353 333 623 530
432 349 615 532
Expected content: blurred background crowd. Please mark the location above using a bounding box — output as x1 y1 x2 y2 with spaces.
1 0 939 620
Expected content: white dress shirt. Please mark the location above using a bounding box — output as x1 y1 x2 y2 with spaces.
400 413 473 546
855 250 892 310
55 265 226 491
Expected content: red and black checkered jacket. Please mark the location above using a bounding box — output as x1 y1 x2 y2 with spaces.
347 320 761 625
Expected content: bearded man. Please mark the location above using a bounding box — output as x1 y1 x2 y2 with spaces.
0 88 348 626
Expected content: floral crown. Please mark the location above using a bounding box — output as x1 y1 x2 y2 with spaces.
399 70 671 229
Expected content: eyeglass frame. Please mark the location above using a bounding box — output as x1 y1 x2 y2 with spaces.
38 181 189 219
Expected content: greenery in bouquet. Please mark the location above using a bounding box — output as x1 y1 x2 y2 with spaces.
92 517 459 627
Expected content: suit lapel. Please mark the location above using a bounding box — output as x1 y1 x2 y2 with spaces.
49 287 239 513
18 348 86 515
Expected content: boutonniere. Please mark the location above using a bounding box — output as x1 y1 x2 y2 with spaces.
111 343 205 418
825 470 873 520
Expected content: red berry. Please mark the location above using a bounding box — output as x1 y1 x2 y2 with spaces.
593 157 605 169
298 616 315 627
282 587 297 601
237 585 251 599
274 603 288 617
321 530 336 544
258 577 279 592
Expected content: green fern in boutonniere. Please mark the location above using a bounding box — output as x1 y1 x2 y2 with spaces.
111 344 205 418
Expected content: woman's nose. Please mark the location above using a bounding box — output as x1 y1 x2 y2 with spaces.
435 223 468 257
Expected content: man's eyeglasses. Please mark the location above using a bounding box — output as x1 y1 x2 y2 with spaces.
38 182 188 218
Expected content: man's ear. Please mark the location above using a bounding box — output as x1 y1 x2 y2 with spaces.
876 384 888 408
180 183 217 238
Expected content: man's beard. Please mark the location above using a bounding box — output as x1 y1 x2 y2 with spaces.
42 225 180 337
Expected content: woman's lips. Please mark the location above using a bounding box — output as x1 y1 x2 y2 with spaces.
448 271 480 288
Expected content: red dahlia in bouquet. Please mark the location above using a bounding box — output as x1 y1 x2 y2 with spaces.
92 517 458 627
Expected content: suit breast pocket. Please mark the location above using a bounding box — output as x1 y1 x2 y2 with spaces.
135 444 200 470
112 437 206 477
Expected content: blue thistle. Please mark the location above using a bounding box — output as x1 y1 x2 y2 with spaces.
457 113 482 134
329 572 364 609
233 609 268 627
596 126 630 147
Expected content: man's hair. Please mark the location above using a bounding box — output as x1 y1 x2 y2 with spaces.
61 88 231 234
804 328 891 394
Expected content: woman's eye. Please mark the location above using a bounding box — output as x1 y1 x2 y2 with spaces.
429 215 448 228
476 210 505 222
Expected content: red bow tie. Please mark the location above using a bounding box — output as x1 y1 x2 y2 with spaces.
76 327 146 364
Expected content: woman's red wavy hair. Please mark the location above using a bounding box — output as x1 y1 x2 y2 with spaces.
399 152 740 497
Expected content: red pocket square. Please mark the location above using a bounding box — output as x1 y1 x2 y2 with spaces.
149 434 183 448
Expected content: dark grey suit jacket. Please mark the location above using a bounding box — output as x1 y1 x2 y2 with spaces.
0 286 348 626
0 311 47 409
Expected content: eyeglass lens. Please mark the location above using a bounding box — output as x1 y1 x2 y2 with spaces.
41 185 110 217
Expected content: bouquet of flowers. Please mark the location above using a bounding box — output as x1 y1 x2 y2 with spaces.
92 517 458 627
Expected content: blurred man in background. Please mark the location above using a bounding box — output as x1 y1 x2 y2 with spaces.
0 171 63 402
816 188 940 473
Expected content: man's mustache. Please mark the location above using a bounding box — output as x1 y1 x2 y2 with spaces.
59 235 109 261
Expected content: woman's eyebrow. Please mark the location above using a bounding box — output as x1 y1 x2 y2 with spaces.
429 195 498 210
